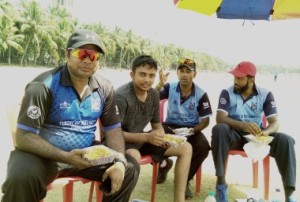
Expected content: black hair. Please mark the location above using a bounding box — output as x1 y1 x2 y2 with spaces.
131 55 158 72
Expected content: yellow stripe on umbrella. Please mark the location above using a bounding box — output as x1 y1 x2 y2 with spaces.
176 0 222 16
272 0 300 20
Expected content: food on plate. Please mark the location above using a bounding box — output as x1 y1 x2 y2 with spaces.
244 134 273 144
83 145 116 165
254 135 273 143
163 134 186 146
84 146 112 160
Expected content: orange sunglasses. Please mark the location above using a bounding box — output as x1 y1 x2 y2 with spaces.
68 48 100 61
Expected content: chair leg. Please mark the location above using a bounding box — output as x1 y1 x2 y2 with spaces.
95 182 103 202
195 166 202 194
88 181 95 202
150 162 159 202
63 182 74 202
252 160 259 188
224 156 229 175
263 156 270 200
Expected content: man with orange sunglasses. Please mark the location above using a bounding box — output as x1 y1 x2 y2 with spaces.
1 29 139 202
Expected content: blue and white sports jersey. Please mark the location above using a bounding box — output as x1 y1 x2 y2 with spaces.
160 82 212 127
217 85 277 127
17 65 121 151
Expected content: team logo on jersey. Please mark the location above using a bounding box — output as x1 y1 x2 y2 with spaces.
60 101 71 109
91 97 100 112
251 102 257 111
220 98 226 105
189 102 195 110
27 105 41 119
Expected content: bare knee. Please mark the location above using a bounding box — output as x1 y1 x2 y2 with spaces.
126 149 141 162
175 142 192 158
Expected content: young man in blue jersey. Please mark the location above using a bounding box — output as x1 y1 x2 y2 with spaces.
211 61 296 202
156 58 212 199
1 29 139 202
116 55 192 202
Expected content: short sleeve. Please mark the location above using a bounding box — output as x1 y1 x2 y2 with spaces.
217 89 230 114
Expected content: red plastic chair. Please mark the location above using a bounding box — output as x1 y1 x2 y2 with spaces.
139 155 160 202
6 103 102 202
225 115 270 200
159 99 203 194
97 119 159 202
40 178 102 202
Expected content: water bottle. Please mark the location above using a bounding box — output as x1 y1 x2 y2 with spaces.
204 191 216 202
271 188 282 202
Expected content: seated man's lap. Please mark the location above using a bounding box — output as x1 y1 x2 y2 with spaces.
126 143 167 163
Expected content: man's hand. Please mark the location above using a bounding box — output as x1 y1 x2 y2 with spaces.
243 122 263 136
157 69 169 89
66 149 93 169
102 162 125 195
188 128 195 136
147 130 164 146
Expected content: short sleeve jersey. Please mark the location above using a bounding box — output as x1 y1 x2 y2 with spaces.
217 85 277 127
116 82 160 133
17 65 121 151
160 82 213 127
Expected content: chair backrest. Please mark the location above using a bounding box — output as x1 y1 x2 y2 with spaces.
159 99 168 123
6 103 21 146
262 114 267 128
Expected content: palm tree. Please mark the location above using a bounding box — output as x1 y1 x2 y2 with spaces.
19 0 57 66
49 4 78 64
0 1 24 64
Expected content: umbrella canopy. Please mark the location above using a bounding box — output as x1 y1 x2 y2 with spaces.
174 0 300 21
273 0 300 20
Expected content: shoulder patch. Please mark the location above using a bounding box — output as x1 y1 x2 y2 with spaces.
220 97 227 105
27 105 41 119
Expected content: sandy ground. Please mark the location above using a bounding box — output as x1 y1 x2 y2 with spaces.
0 66 299 201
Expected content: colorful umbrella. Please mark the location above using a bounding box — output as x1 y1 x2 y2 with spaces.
273 0 300 20
174 0 300 21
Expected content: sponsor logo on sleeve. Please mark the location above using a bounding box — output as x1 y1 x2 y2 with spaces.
27 105 41 119
203 102 210 109
271 101 276 108
115 105 119 115
220 98 226 105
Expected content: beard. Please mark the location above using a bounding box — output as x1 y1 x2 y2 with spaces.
234 82 249 94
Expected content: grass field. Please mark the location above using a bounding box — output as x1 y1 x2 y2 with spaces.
0 66 299 201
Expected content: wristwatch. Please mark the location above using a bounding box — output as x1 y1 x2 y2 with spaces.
114 153 128 167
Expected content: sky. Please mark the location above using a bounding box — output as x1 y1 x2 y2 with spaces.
13 0 300 67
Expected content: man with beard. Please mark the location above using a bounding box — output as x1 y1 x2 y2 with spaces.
115 55 192 202
211 61 297 202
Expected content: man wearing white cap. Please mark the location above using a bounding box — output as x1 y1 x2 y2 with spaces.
211 61 297 202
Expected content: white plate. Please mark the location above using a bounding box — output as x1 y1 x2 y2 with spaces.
173 128 193 136
83 145 116 166
244 134 273 144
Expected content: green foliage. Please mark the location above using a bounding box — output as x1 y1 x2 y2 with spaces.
0 0 298 73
